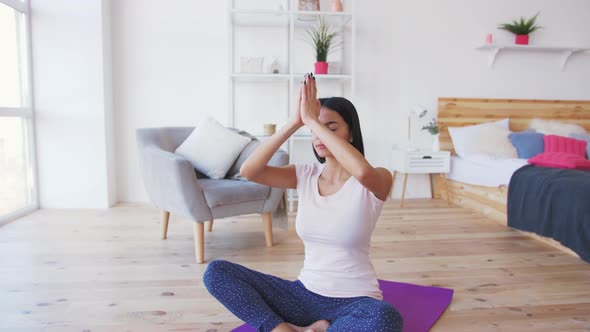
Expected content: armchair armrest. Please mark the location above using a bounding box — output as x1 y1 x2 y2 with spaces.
138 147 213 222
268 149 289 167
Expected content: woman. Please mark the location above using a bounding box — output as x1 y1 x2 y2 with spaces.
203 73 401 332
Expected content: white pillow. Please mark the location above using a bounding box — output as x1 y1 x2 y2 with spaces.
529 118 586 137
448 118 509 158
464 123 518 159
175 116 251 179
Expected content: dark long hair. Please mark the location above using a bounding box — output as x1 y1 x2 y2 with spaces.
314 97 365 163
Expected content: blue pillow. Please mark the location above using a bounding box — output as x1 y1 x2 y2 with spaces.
508 130 545 159
571 133 590 159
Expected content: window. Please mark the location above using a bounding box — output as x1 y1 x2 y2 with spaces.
0 0 37 222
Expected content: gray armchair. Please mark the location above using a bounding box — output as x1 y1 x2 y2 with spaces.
136 127 288 263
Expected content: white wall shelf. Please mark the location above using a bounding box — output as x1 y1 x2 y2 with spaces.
292 11 352 28
476 44 590 71
231 9 352 27
231 73 351 80
231 9 352 16
293 73 352 80
231 73 291 81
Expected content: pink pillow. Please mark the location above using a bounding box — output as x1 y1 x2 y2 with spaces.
528 152 590 170
544 135 587 157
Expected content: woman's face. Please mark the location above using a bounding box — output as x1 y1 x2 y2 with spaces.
312 107 351 158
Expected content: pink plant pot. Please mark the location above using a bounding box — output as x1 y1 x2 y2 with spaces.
330 0 343 12
314 62 328 74
515 34 529 45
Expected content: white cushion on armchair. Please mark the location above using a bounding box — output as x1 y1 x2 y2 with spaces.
175 116 251 179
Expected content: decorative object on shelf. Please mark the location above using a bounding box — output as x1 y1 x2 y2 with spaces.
306 16 340 75
408 104 428 151
432 133 441 152
330 0 343 12
240 57 249 73
240 56 264 73
274 0 287 12
298 0 319 11
251 57 263 73
314 62 328 75
498 12 542 45
422 118 441 152
263 123 277 135
485 33 493 44
270 57 280 74
298 0 319 21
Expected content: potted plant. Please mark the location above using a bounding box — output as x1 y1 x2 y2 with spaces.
422 118 441 152
498 12 542 45
306 16 340 74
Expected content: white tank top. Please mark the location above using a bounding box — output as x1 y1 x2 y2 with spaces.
295 163 388 300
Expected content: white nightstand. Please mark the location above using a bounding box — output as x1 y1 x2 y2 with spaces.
391 149 451 208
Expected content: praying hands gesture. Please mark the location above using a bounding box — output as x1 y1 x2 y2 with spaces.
300 73 321 126
290 73 321 129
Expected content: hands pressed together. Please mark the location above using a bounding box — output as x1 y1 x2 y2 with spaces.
292 73 321 128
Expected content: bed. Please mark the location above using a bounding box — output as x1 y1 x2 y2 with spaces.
507 165 590 262
434 97 590 258
447 156 528 187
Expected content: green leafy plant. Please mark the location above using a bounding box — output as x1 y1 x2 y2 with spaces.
421 119 440 135
306 16 340 62
498 12 543 35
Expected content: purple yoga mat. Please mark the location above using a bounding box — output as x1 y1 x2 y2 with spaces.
232 279 454 332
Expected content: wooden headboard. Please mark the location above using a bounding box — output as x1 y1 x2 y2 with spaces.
438 98 590 155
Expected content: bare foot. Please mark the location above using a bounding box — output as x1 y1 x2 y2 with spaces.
288 320 330 332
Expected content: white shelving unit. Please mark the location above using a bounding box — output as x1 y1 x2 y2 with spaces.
228 0 355 211
231 73 291 80
476 44 590 71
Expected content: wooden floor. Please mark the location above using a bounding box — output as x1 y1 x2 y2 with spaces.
1 199 589 332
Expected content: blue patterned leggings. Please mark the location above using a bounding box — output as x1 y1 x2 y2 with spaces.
203 260 403 332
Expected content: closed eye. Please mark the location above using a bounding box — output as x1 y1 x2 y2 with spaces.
324 120 339 132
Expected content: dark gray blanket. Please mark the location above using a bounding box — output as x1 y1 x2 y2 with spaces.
507 164 590 263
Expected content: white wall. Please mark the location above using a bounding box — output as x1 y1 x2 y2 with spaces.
111 0 229 202
31 0 116 208
113 0 590 203
354 0 402 191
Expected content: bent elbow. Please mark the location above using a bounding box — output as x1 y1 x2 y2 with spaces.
356 166 373 183
239 164 262 181
239 164 252 180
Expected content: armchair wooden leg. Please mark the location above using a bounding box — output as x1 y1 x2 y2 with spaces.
194 222 205 264
401 174 409 208
161 211 170 240
206 220 213 232
262 212 273 247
